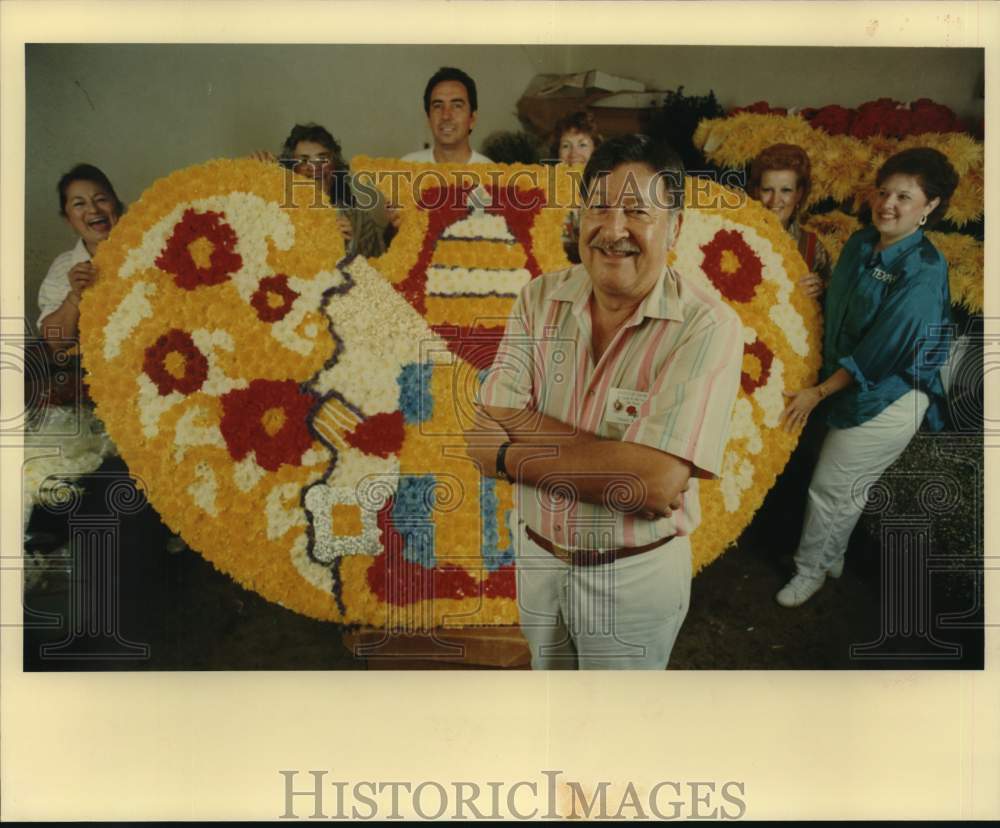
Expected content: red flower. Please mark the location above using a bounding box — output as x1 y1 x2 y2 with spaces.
851 100 911 139
142 329 209 396
250 274 299 322
219 379 316 471
345 411 406 458
808 105 854 136
700 229 763 303
740 339 775 395
910 98 960 135
155 208 243 290
731 101 783 115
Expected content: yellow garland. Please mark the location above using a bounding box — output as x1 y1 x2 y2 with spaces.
802 210 985 314
681 179 822 573
693 113 984 227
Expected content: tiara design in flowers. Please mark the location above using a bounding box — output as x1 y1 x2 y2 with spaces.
79 158 819 626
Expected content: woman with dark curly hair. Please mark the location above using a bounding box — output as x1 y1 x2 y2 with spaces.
251 123 388 257
748 143 832 298
775 147 960 607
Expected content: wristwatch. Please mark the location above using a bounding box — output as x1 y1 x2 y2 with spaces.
495 441 513 483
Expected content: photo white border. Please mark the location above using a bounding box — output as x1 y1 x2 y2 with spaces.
2 0 997 820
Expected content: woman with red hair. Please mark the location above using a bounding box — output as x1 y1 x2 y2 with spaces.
748 143 832 298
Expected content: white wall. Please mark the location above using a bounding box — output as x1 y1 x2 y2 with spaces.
24 43 983 321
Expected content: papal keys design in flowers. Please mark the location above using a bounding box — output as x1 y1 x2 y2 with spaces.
79 158 820 627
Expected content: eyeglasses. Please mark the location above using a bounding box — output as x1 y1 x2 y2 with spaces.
285 155 335 167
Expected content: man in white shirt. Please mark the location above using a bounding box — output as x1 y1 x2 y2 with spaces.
401 67 492 164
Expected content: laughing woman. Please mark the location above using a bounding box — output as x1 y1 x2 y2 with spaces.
37 164 124 351
776 147 959 607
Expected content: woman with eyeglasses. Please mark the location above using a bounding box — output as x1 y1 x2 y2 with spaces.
251 123 388 258
37 163 125 352
775 148 959 608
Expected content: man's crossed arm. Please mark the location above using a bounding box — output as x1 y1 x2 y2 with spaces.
464 404 691 520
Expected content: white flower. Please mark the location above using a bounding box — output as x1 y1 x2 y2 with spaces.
311 257 445 416
720 453 755 512
188 461 218 516
173 404 226 463
104 281 157 360
426 266 530 297
266 481 306 540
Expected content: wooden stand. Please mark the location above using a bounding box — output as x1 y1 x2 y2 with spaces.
343 625 531 670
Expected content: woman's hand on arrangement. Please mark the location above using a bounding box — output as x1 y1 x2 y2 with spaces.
780 387 823 432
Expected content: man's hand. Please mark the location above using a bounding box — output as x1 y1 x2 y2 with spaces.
67 261 96 300
780 387 822 432
638 478 689 521
386 201 403 230
336 213 354 244
798 271 824 299
463 408 509 477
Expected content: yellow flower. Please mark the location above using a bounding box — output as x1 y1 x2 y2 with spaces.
694 113 984 228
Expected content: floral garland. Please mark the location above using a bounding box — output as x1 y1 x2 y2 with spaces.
731 97 975 139
79 157 819 626
692 112 984 227
666 181 821 572
802 210 985 315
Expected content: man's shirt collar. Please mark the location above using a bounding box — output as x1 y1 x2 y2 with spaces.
548 264 684 324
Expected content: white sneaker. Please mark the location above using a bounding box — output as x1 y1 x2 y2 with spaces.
776 573 826 607
827 558 844 579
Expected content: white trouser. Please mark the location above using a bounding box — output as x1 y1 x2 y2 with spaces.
794 390 930 579
514 522 691 670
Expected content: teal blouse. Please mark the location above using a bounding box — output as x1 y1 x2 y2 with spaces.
821 226 951 431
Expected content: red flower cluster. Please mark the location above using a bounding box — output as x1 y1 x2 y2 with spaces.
700 229 763 303
730 97 968 138
729 98 968 138
740 339 775 395
142 329 209 396
155 208 243 290
345 411 406 458
219 379 316 471
730 100 788 117
250 274 299 322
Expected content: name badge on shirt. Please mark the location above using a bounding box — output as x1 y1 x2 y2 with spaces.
870 266 898 284
605 387 649 425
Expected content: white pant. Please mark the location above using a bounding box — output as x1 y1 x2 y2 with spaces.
794 390 930 579
514 522 691 670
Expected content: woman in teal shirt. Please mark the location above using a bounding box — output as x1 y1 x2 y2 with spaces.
775 148 959 607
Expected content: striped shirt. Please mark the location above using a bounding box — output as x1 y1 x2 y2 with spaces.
478 263 743 550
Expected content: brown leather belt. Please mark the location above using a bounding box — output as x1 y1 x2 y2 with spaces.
525 525 676 567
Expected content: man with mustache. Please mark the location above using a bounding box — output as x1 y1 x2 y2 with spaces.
402 67 492 164
466 135 743 669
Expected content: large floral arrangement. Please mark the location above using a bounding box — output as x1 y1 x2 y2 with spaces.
692 112 983 227
79 158 819 626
